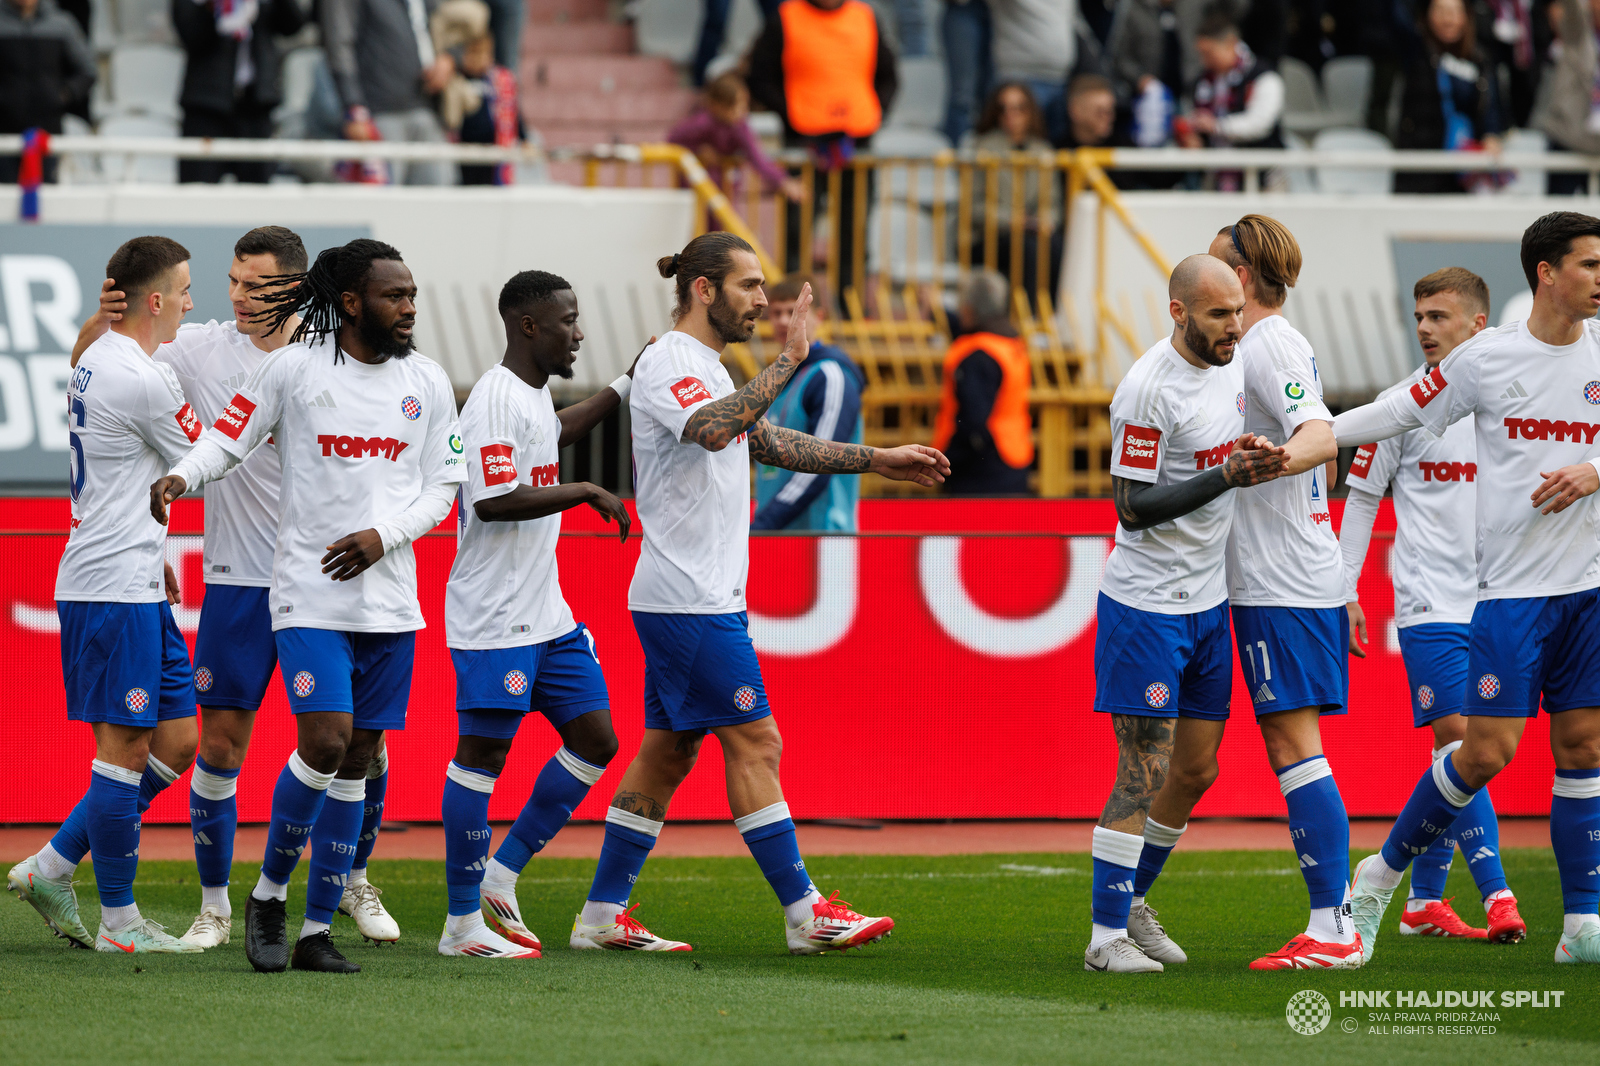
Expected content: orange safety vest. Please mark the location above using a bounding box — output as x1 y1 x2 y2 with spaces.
779 0 882 138
932 332 1034 469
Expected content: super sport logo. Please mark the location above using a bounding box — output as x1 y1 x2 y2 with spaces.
1349 444 1376 479
1410 366 1448 407
1419 461 1476 482
175 403 201 442
1119 425 1160 470
671 377 713 408
316 434 410 461
1503 418 1600 443
215 393 256 440
1192 441 1232 471
480 445 516 486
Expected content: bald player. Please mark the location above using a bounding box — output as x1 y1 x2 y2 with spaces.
1086 254 1290 973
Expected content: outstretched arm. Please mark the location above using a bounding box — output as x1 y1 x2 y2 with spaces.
1112 434 1288 532
681 287 814 451
556 337 655 448
748 420 951 487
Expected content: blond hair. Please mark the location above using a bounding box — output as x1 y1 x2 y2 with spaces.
1216 214 1301 309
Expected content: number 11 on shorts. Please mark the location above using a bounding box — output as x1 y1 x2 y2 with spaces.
1244 640 1272 684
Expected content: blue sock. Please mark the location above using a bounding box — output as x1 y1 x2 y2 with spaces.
442 761 497 916
1278 756 1350 909
48 794 93 865
1133 819 1185 898
136 754 180 815
587 810 661 905
735 802 813 907
304 777 366 924
1090 826 1142 930
1453 783 1508 898
352 750 388 873
497 747 607 874
1408 829 1457 901
189 758 241 889
1552 769 1600 916
259 751 333 888
1380 745 1478 874
84 760 142 908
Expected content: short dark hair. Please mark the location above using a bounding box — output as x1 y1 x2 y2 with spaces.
234 226 307 274
657 232 756 321
1520 211 1600 294
498 270 572 316
106 235 191 301
1414 267 1490 316
1196 3 1239 39
1067 73 1113 101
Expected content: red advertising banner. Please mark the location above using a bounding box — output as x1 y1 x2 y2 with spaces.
0 498 1552 825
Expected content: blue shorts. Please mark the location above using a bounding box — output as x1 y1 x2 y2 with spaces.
1465 590 1600 717
274 627 415 731
192 584 277 712
1396 622 1470 727
1092 594 1232 719
58 600 196 727
632 611 771 734
451 623 611 739
1230 605 1348 716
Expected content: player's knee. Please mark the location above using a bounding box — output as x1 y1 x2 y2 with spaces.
1171 758 1219 797
198 731 247 770
297 729 350 775
1454 743 1512 788
1551 730 1600 771
561 713 619 767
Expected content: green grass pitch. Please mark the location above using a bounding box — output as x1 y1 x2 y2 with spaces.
2 847 1594 1064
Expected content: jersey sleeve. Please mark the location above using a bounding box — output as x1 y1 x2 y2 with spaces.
461 379 520 506
1345 433 1402 493
1415 339 1481 436
1249 327 1332 436
420 369 469 490
1107 373 1168 484
633 344 718 441
209 344 290 460
136 362 203 466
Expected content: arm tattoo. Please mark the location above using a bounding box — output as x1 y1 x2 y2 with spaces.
682 353 804 450
1098 714 1175 831
611 791 667 822
747 419 874 473
1112 443 1284 532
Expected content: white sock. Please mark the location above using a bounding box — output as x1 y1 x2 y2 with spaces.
1131 895 1146 908
300 918 330 940
348 866 368 886
1564 913 1600 936
201 884 231 917
1404 896 1432 913
100 902 141 931
252 873 288 902
580 900 625 927
1484 888 1513 908
784 887 823 927
35 844 75 881
1305 905 1357 944
1088 922 1126 951
482 857 518 890
446 910 485 937
1365 856 1405 891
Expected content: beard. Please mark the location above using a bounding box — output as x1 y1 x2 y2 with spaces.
356 308 415 362
1184 314 1232 367
707 287 758 344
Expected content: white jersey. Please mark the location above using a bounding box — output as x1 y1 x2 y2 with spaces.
628 331 750 614
1409 318 1600 599
1226 314 1343 608
171 338 466 632
56 331 202 602
1101 338 1246 614
1343 367 1478 627
156 320 279 587
446 365 576 649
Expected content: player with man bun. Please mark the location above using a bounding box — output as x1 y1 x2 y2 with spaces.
1342 267 1525 944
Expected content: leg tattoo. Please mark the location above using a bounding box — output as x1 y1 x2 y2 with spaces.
1099 715 1175 834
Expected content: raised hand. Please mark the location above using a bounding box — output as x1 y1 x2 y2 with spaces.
72 279 129 366
778 283 812 363
150 474 188 525
322 528 386 581
869 443 951 487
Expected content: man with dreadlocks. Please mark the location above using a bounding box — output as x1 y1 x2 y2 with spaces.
436 270 639 959
151 238 467 974
569 232 948 954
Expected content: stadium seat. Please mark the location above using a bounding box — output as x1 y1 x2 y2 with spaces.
1311 126 1392 194
95 114 180 184
1320 56 1373 128
108 0 178 44
1279 56 1329 136
1280 130 1317 193
1499 128 1548 197
108 43 185 120
884 58 945 132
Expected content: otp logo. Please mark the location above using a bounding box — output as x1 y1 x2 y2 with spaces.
1118 425 1160 470
317 435 410 461
481 445 516 486
175 403 202 442
671 377 713 408
1502 418 1600 444
1410 366 1448 407
1349 444 1375 479
1419 461 1476 482
215 393 256 440
1192 441 1232 471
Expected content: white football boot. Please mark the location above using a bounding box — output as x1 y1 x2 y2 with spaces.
1349 854 1399 964
1084 936 1164 973
1555 918 1600 963
439 916 541 959
786 891 894 955
1127 900 1187 964
569 904 692 952
96 917 203 954
480 880 541 951
7 856 92 948
339 879 400 943
180 906 232 948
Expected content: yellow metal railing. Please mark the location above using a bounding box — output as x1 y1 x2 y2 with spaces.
579 145 1173 497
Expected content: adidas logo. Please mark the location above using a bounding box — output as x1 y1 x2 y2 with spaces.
221 371 247 391
466 857 489 872
274 845 305 858
1255 682 1275 704
1108 879 1134 893
1470 846 1496 862
1298 853 1318 869
194 831 213 846
321 873 348 886
1500 380 1529 399
309 389 337 409
1588 865 1600 877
